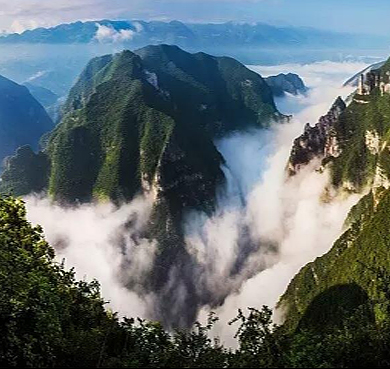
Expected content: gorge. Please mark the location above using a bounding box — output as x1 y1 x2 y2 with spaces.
0 46 372 339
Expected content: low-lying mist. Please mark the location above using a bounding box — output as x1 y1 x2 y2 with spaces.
25 60 366 343
26 195 157 319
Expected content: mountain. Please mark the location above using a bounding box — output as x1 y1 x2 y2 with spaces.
0 20 387 50
0 20 385 104
23 82 59 108
265 73 307 97
23 82 61 121
0 75 53 167
0 45 282 326
42 44 279 203
287 96 346 175
280 59 390 332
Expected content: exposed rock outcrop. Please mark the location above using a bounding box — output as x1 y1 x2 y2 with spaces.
279 56 390 333
287 96 346 175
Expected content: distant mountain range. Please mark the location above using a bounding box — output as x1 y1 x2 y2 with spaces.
0 20 386 100
0 20 388 50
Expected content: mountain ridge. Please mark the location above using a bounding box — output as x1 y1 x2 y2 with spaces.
1 19 387 50
279 57 390 332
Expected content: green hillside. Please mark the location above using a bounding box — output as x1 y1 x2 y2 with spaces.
280 58 390 333
2 45 280 204
0 45 282 327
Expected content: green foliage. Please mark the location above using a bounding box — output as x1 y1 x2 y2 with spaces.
330 100 376 189
0 146 50 196
228 307 285 368
0 196 115 367
279 183 390 334
280 58 390 339
5 193 390 368
329 82 390 190
1 45 280 205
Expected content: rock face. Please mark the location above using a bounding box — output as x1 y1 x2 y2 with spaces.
280 56 390 333
1 45 282 327
287 97 346 175
0 75 53 166
265 73 307 97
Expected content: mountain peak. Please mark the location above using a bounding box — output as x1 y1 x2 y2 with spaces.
333 95 346 108
265 72 307 97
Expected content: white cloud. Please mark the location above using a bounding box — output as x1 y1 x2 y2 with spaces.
0 0 135 32
193 61 367 346
94 23 137 43
25 194 157 319
0 0 280 33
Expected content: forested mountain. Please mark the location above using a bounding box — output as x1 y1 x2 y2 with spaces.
1 44 280 202
280 59 390 334
0 44 282 326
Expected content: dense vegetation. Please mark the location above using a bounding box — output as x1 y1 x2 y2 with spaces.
0 45 284 328
3 195 390 368
280 58 390 338
1 45 280 204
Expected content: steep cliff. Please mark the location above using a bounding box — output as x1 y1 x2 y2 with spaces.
280 58 390 332
287 96 346 175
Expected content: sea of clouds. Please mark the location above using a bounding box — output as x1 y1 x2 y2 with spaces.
25 59 367 344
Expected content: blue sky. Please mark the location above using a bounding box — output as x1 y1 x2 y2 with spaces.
1 0 390 34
